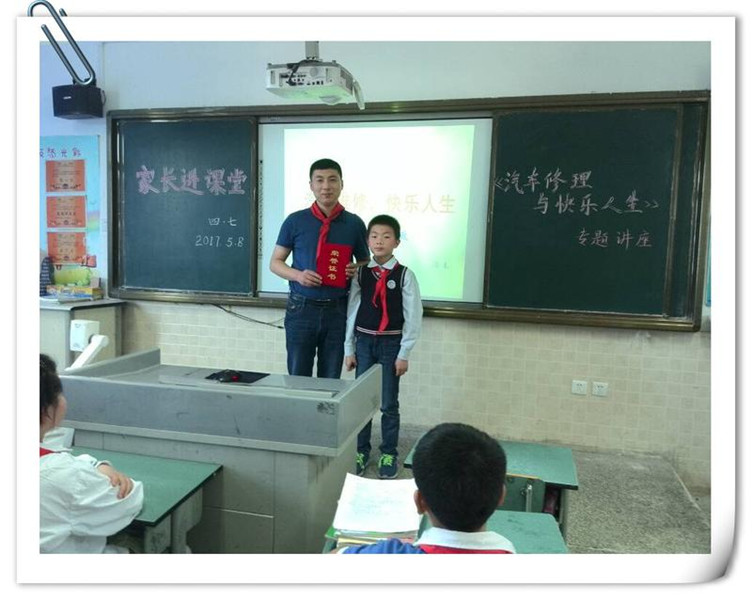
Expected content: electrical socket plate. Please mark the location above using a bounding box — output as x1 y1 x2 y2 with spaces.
571 380 588 395
593 381 609 397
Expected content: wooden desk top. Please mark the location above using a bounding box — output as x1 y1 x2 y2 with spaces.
73 447 221 525
405 438 579 490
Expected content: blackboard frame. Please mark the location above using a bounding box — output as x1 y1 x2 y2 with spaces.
107 91 709 331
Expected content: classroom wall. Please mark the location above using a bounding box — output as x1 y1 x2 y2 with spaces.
39 42 110 277
39 40 712 490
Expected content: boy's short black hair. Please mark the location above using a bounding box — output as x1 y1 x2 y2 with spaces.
367 214 401 240
40 353 62 423
309 158 342 179
412 423 507 532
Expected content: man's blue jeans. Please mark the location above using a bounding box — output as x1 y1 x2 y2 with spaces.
284 293 348 378
355 333 402 457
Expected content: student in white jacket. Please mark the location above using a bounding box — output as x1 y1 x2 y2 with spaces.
39 354 144 553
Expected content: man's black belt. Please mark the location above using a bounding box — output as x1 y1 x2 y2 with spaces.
289 292 346 307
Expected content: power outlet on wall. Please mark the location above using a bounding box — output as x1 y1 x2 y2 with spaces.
571 380 588 395
592 381 609 397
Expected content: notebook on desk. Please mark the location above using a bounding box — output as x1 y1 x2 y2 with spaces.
330 473 420 548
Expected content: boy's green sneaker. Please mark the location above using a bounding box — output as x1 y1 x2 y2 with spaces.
378 454 399 479
356 452 369 476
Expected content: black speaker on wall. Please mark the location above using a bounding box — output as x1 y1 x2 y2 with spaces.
52 84 105 119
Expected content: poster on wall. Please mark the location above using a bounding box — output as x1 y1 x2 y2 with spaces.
45 159 86 192
46 232 87 264
46 196 87 228
39 136 101 293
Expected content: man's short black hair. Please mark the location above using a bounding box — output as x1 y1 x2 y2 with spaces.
309 158 342 180
412 423 507 532
40 353 62 423
368 214 401 240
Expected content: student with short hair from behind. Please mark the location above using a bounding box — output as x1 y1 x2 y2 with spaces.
338 422 515 554
39 354 144 553
345 214 422 479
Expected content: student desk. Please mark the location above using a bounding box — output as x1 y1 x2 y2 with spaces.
325 511 567 554
73 446 221 553
486 511 568 553
404 438 579 537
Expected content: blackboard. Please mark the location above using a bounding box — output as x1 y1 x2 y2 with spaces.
112 117 255 295
106 93 708 328
487 102 707 321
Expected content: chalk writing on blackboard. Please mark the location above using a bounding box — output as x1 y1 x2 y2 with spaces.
196 214 245 248
194 235 246 248
207 217 240 227
494 167 662 217
495 166 663 251
136 165 248 196
577 228 653 250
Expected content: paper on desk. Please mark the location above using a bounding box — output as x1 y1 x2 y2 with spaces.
332 473 420 534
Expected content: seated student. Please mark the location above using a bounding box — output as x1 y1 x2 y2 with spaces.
39 354 144 553
338 422 515 554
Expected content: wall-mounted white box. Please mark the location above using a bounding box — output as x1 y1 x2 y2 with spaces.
70 320 100 351
593 381 609 397
571 380 588 395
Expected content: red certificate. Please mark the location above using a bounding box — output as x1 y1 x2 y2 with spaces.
46 196 87 228
47 232 86 264
45 159 86 192
317 243 352 288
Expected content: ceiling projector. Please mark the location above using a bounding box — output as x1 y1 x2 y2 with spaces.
266 50 365 109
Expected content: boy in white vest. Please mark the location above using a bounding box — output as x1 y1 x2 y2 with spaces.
345 214 423 479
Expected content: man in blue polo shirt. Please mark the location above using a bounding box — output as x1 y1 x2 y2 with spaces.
270 158 369 378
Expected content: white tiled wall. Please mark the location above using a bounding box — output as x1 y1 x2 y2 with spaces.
123 301 711 490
